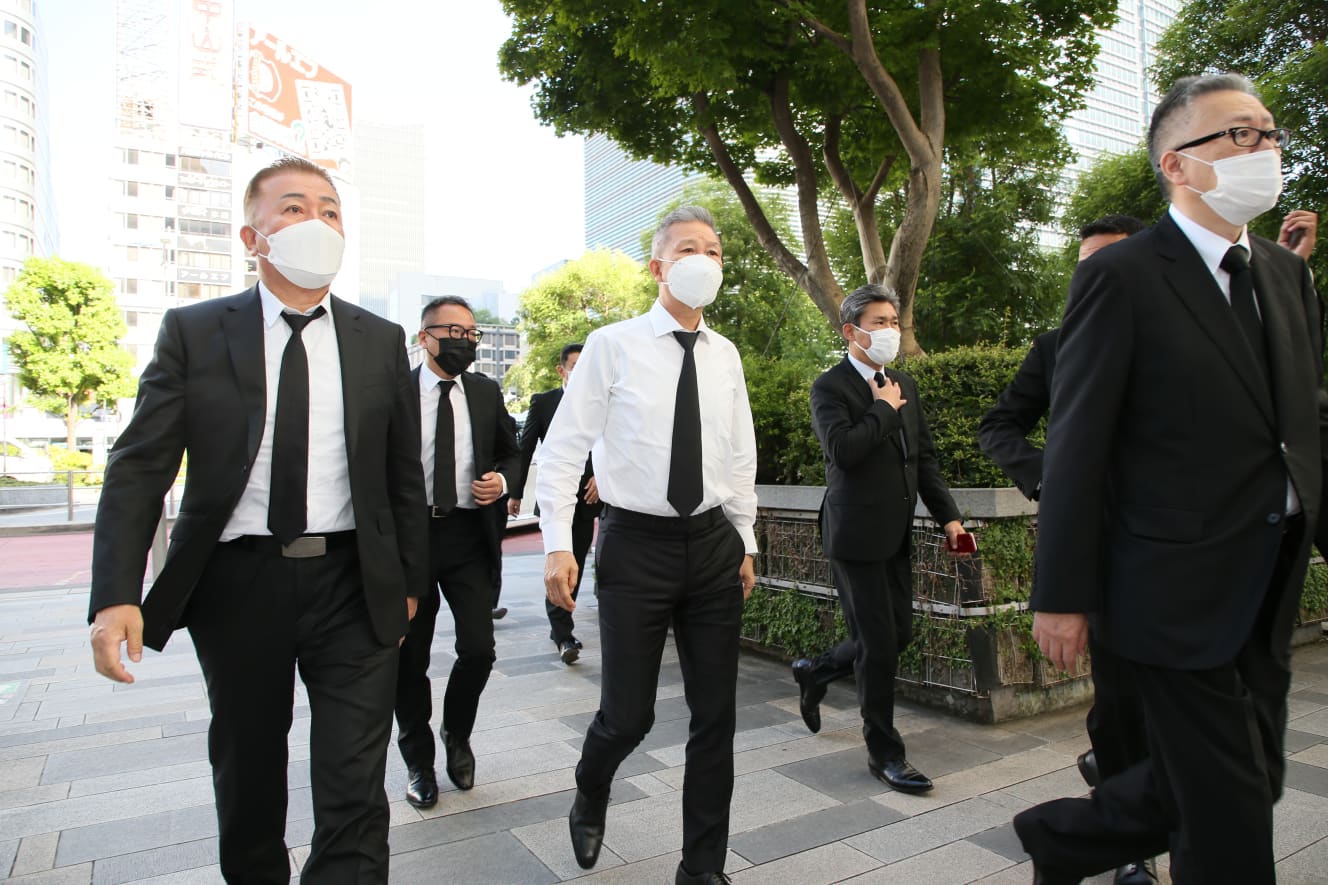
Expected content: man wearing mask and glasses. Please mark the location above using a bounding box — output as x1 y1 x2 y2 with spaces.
393 296 519 810
790 283 969 796
1013 73 1328 885
89 156 426 883
538 206 757 885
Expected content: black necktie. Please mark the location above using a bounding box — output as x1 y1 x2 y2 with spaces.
268 306 326 545
434 379 457 515
873 371 886 388
668 331 703 517
873 371 908 457
1221 245 1268 369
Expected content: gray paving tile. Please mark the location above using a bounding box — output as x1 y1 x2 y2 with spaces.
1284 760 1328 799
775 747 888 803
56 803 218 865
735 702 801 731
159 719 210 738
965 822 1028 863
729 798 905 864
0 714 181 750
1284 728 1324 755
845 797 1015 865
906 735 1003 780
1289 689 1328 706
88 837 218 885
389 830 557 885
731 840 881 884
494 658 566 678
42 732 209 784
0 837 17 877
1276 835 1328 885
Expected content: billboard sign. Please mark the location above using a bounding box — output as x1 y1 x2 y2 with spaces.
178 0 234 130
242 28 353 180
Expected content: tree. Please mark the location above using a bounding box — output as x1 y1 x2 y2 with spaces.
508 249 656 400
1151 0 1327 283
473 307 506 325
4 257 136 449
500 0 1116 355
1062 146 1168 243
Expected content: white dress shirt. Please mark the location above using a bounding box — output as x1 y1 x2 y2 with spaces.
1169 204 1299 515
418 364 481 510
536 299 758 554
221 282 353 540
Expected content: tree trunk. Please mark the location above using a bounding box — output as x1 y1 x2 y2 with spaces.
886 157 944 357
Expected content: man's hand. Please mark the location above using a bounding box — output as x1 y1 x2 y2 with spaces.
1032 611 1089 672
942 520 972 558
582 476 600 505
90 604 144 684
472 471 505 506
872 375 907 411
739 555 755 601
545 551 578 612
507 497 522 517
1279 210 1317 261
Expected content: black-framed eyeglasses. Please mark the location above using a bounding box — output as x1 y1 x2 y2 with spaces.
1173 127 1292 152
424 323 484 343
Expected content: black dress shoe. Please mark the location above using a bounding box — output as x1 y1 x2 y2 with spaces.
675 861 732 884
1076 749 1100 788
558 639 580 664
1113 858 1157 884
405 767 438 809
791 658 826 734
491 607 508 619
868 757 933 793
570 635 584 649
442 732 475 791
568 789 609 869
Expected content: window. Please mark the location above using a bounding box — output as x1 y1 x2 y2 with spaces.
164 185 174 199
125 181 138 197
164 154 176 168
122 278 137 295
124 148 139 165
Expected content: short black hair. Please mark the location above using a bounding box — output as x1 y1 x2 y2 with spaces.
559 343 583 366
1079 215 1146 241
420 295 473 327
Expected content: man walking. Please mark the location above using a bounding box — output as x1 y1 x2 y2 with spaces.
791 284 969 795
89 156 426 883
1013 74 1328 884
509 343 601 664
538 206 757 885
395 296 519 808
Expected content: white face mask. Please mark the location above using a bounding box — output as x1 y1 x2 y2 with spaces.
1178 149 1283 227
658 254 723 309
253 220 345 290
854 325 901 366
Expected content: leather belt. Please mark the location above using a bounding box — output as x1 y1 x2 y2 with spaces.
228 531 356 559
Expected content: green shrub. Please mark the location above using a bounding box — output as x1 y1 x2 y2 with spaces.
1301 557 1328 623
741 584 846 657
744 353 827 486
48 448 101 485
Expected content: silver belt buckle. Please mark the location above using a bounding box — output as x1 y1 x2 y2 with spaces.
281 536 326 558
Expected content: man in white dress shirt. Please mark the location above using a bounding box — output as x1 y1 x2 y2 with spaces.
539 206 758 885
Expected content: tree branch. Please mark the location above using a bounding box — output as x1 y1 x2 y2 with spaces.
773 0 852 54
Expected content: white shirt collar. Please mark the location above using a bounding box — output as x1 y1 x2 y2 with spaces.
648 298 709 340
257 280 334 328
418 361 467 396
847 351 882 384
1169 203 1253 277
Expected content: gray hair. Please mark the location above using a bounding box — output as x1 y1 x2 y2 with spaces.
839 284 900 327
1147 73 1260 195
651 205 718 258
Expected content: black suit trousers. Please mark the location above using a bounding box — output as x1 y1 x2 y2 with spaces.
1084 633 1147 780
1015 518 1302 885
546 497 600 643
576 506 746 873
186 539 397 885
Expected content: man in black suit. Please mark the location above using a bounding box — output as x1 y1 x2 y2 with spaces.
1013 74 1328 885
88 156 426 883
395 296 520 809
791 284 969 794
509 343 602 664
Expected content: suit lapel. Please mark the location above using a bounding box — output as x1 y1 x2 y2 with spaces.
221 288 267 461
460 372 489 473
331 296 365 460
1156 217 1275 427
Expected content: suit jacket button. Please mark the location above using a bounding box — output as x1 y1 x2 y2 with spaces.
1266 513 1282 525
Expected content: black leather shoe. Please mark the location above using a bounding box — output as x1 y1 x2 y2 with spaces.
442 732 475 791
405 767 438 809
1113 858 1156 884
675 861 732 884
1076 750 1099 788
791 658 826 734
570 635 584 649
868 757 933 793
568 789 609 869
491 607 508 619
558 639 580 664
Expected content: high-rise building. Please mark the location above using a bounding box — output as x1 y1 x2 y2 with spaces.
355 121 426 319
583 132 692 259
0 0 55 411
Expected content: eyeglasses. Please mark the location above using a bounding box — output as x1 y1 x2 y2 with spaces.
1173 127 1292 152
424 323 484 343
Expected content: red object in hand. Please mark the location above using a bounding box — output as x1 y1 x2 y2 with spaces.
948 532 977 554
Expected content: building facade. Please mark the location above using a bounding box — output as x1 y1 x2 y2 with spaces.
355 121 426 318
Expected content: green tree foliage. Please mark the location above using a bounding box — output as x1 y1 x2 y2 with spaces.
508 249 655 401
500 0 1117 356
4 257 136 449
1060 145 1168 274
1151 0 1327 283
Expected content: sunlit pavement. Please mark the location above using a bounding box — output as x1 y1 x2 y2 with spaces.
2 532 1327 883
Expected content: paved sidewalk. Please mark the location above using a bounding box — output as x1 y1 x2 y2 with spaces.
3 545 1328 883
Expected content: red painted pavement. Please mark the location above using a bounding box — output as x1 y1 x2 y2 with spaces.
0 532 95 590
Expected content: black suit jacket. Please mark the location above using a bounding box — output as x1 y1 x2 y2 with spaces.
515 387 595 500
977 328 1059 499
420 366 520 561
90 288 428 651
1034 214 1328 669
811 357 962 562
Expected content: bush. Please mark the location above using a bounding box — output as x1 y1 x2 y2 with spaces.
744 353 827 486
48 447 101 485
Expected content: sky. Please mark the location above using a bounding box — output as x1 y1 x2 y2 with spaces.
45 0 586 293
